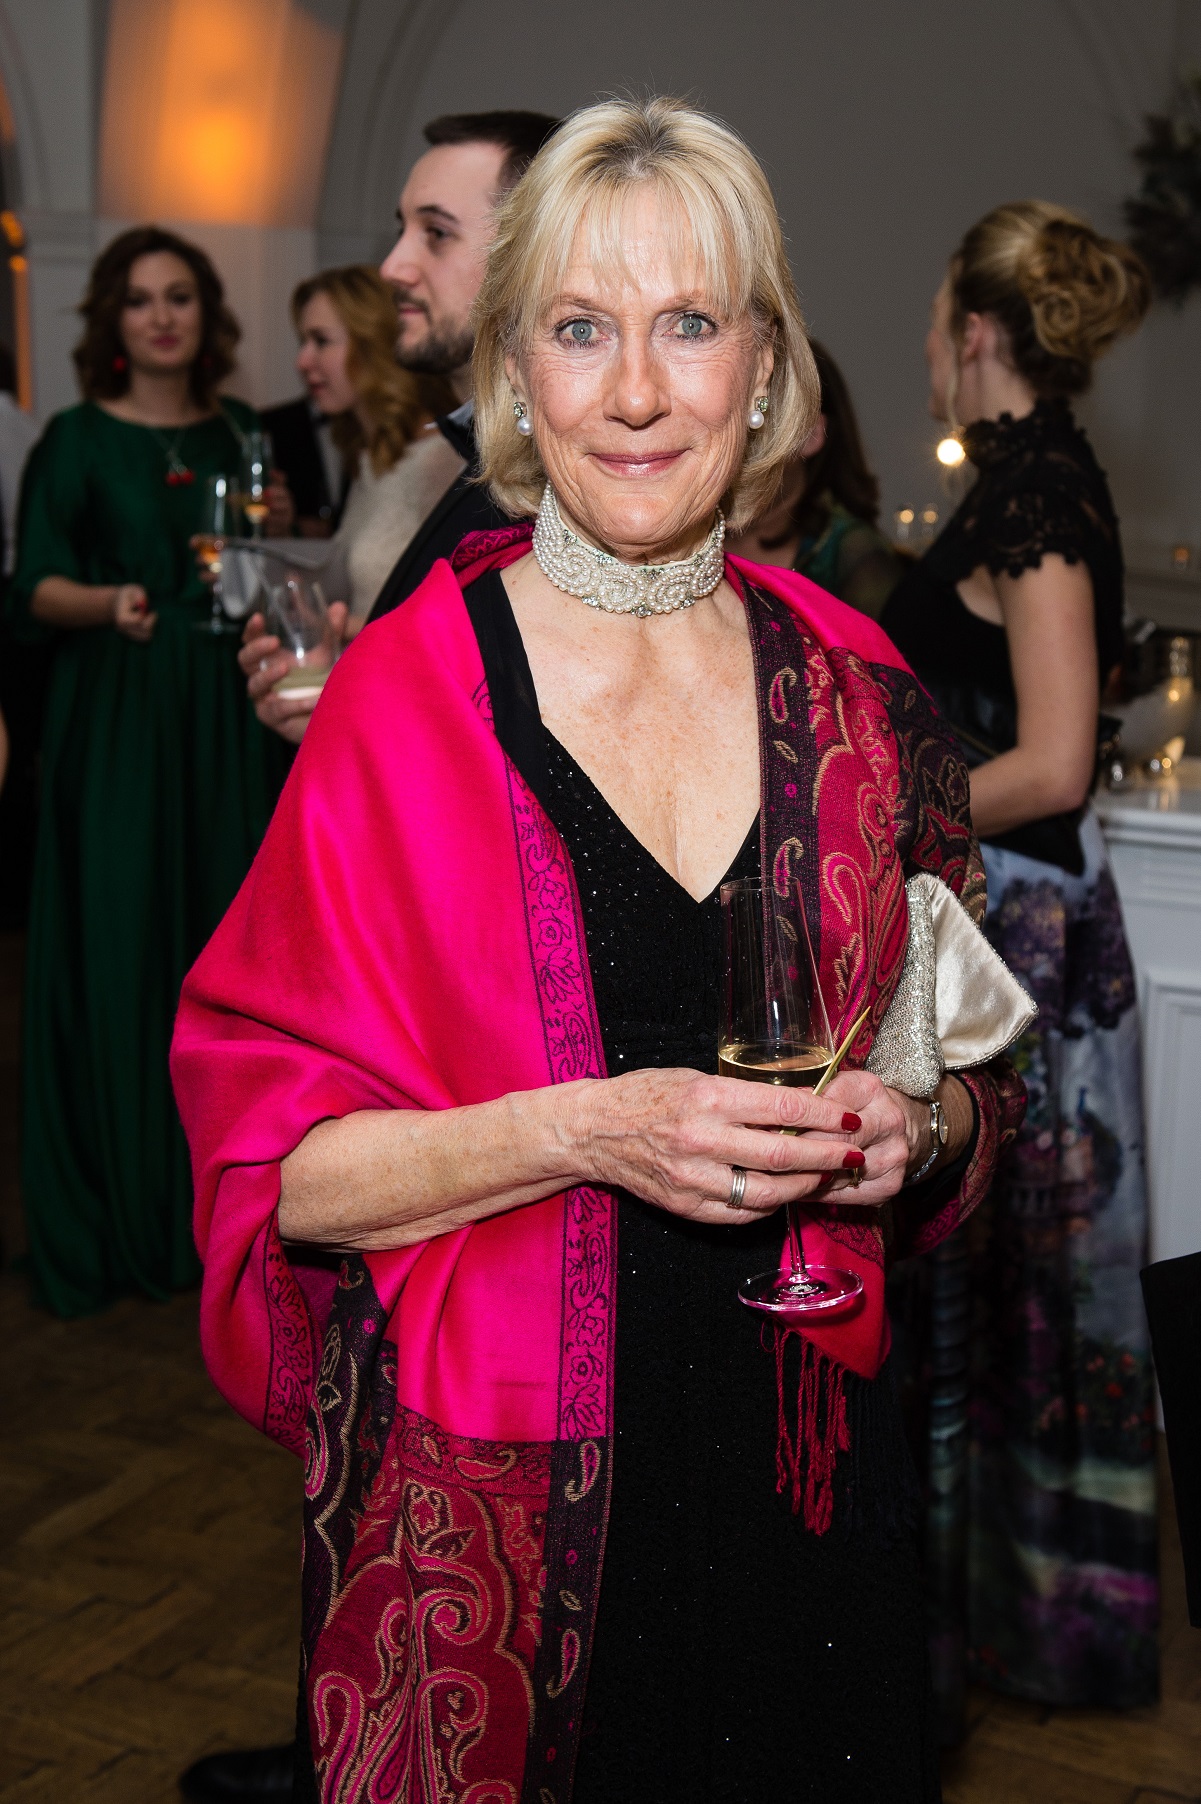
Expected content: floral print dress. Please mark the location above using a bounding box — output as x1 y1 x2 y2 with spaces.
882 402 1156 1715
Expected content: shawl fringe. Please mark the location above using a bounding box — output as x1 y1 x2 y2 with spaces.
773 1328 850 1531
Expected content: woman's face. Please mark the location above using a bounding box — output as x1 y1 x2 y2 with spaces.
296 291 357 415
925 278 957 423
510 186 774 564
119 252 204 376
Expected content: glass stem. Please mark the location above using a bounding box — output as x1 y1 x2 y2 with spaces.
785 1201 810 1279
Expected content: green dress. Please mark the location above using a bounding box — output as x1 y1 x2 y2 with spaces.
8 401 292 1316
794 493 905 619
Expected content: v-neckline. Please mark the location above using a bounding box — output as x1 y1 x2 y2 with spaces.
543 730 760 907
462 564 760 902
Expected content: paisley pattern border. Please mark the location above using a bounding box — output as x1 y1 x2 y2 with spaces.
263 1221 318 1455
501 750 616 1797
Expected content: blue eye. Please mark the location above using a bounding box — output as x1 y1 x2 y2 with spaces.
679 313 707 338
567 320 594 344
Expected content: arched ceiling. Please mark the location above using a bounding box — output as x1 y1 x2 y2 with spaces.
316 0 462 266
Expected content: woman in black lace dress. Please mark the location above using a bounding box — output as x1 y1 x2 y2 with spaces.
882 202 1157 1712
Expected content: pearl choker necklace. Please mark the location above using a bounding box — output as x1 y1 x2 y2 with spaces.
531 486 725 618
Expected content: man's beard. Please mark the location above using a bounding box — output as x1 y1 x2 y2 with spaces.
392 293 474 378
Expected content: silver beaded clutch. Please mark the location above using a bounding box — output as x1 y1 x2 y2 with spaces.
865 873 1037 1099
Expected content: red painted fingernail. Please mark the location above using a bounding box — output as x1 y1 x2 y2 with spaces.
842 1112 862 1132
843 1148 865 1169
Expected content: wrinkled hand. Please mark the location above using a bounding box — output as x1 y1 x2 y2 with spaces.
576 1068 867 1226
238 602 349 745
815 1070 921 1207
112 583 156 642
265 471 295 538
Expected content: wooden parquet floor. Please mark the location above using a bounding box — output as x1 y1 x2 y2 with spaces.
0 1280 300 1800
0 931 1198 1802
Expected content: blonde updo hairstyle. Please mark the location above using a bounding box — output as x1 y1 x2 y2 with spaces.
949 201 1151 398
473 96 820 530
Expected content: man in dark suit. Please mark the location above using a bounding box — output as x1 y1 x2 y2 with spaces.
182 108 559 1804
237 110 559 749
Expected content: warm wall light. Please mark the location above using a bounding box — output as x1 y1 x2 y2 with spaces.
0 210 32 410
936 436 965 467
98 0 343 228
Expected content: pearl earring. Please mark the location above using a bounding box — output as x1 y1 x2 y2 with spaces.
748 396 768 431
514 399 533 437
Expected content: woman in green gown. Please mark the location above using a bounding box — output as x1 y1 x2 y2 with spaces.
9 226 292 1316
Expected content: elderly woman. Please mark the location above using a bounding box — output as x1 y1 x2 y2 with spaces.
173 100 1024 1804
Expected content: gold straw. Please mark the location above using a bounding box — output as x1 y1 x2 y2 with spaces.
812 1008 871 1097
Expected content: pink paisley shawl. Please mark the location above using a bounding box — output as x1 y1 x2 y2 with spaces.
172 535 1023 1804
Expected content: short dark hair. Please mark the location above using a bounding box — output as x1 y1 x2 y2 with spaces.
74 226 240 408
422 110 561 193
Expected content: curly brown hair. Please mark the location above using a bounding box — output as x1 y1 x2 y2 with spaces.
291 266 454 474
73 226 240 408
950 201 1150 398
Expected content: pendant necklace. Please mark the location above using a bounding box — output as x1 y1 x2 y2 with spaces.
149 422 196 486
532 485 725 618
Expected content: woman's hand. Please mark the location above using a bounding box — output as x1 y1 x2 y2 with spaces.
278 1068 974 1255
574 1068 867 1226
818 1069 976 1205
112 583 156 642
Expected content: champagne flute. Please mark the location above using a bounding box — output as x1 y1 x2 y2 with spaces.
193 474 239 636
720 877 864 1317
241 431 270 539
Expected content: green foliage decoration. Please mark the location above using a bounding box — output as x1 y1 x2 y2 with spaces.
1125 72 1201 304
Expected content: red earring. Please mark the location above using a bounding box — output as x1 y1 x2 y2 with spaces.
112 353 127 373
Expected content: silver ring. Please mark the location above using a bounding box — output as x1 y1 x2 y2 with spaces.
729 1165 747 1209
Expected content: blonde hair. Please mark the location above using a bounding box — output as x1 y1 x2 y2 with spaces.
473 96 819 529
290 266 454 474
949 201 1150 397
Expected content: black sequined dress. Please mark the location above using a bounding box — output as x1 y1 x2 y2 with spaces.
464 570 940 1804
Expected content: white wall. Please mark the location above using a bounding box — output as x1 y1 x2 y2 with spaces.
0 0 100 420
326 0 1201 565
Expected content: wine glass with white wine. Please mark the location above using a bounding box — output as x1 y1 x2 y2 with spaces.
720 876 865 1317
192 474 239 635
240 431 271 539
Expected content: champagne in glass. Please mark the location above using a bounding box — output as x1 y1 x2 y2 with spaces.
241 432 270 538
193 474 240 635
719 877 863 1317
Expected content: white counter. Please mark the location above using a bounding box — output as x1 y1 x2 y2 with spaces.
1094 759 1201 1267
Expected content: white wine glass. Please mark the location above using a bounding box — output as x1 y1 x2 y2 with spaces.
192 474 240 636
720 876 864 1317
240 431 271 539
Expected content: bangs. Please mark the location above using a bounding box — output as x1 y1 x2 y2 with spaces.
473 96 820 528
510 169 758 346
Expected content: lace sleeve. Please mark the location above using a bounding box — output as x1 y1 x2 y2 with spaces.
963 445 1117 583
